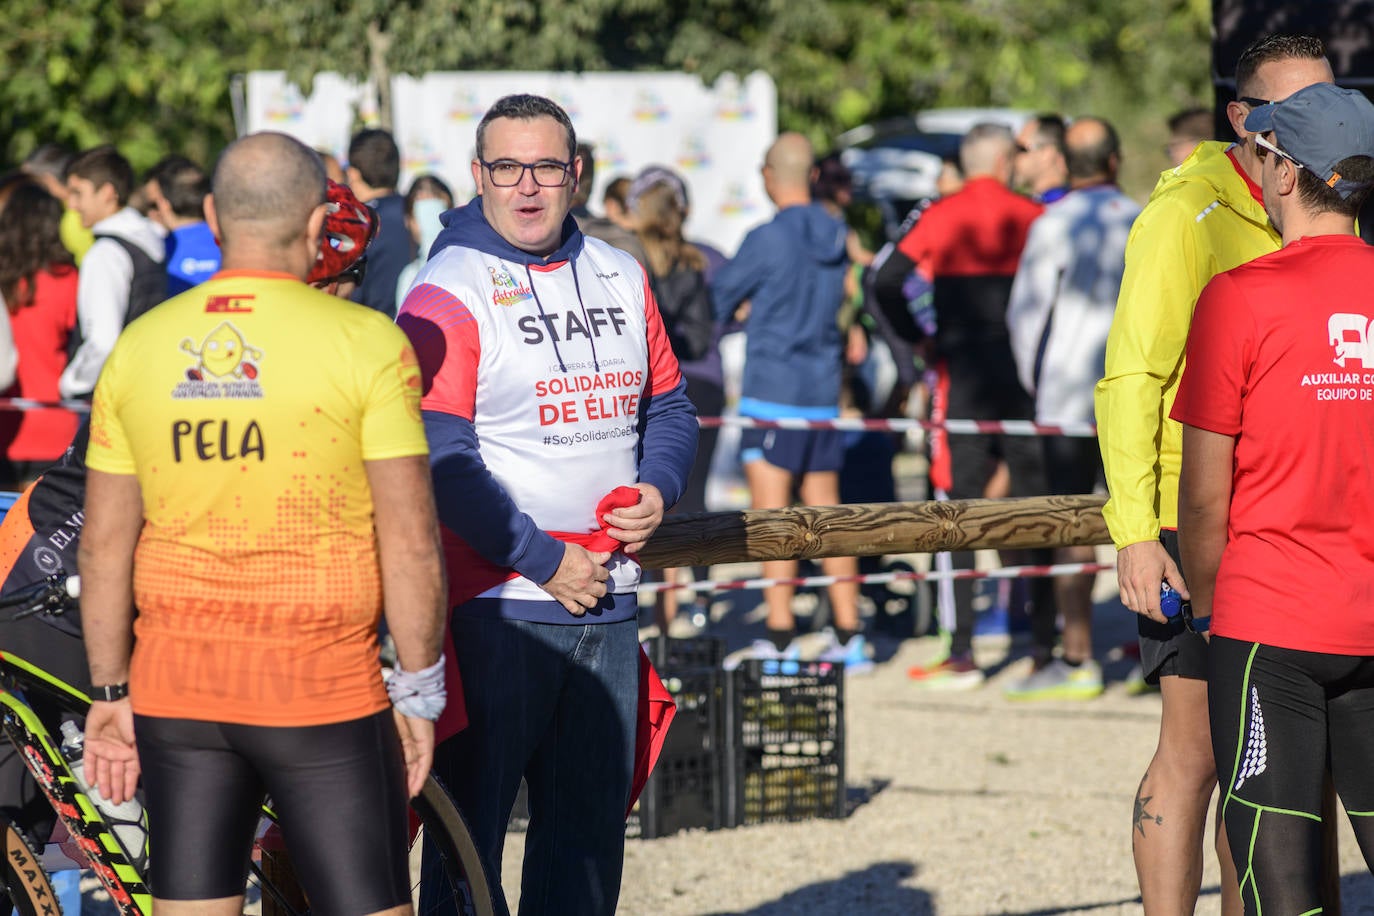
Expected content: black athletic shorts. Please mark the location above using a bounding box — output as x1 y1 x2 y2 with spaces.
134 709 410 912
1137 529 1208 684
1209 636 1374 913
1042 435 1102 496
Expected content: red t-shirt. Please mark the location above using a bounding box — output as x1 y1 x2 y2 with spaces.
1 266 79 462
1171 235 1374 653
896 177 1043 277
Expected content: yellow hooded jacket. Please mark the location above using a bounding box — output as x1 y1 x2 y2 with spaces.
1094 141 1279 550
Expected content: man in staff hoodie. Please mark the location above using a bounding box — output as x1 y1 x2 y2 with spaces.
396 93 696 916
59 145 166 400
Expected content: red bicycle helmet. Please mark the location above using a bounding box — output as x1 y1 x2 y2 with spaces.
307 179 379 284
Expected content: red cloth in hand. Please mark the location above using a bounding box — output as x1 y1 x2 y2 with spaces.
433 485 645 747
630 651 677 816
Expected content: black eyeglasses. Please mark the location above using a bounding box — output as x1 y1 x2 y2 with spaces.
479 159 573 188
1239 96 1274 109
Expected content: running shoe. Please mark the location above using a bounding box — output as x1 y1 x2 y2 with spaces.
1123 662 1158 696
906 652 985 690
817 631 874 675
1003 658 1104 700
722 638 801 673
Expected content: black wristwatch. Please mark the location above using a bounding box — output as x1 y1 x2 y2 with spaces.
90 683 129 702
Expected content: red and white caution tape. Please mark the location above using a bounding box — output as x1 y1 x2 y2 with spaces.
638 561 1113 595
697 415 1097 438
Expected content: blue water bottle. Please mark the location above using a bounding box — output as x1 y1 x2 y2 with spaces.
1160 582 1182 620
1159 585 1181 620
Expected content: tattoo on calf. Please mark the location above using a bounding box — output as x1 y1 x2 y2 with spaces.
1133 774 1164 836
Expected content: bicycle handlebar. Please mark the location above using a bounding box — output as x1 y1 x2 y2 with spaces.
0 573 80 620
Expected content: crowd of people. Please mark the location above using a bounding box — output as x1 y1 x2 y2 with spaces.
4 28 1374 916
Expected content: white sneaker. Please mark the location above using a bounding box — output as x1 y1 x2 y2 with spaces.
817 631 874 674
723 638 801 672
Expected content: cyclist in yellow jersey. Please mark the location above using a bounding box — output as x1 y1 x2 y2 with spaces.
77 132 446 916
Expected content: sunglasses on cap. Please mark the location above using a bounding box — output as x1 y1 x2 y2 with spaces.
1253 134 1304 168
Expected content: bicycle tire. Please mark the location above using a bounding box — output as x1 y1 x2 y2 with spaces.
0 816 61 916
253 773 494 916
412 773 494 916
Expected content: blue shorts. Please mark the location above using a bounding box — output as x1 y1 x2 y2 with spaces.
739 427 846 475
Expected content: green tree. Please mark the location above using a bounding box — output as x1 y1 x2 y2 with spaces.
2 0 1211 197
1 0 279 171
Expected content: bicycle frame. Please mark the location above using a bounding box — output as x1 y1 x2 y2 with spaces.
0 650 153 915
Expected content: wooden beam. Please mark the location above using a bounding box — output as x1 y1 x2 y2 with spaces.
637 494 1110 569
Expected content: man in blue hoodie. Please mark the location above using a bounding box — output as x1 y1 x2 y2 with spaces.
712 132 868 671
396 94 697 916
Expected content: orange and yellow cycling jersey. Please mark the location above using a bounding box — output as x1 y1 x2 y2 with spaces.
86 270 427 726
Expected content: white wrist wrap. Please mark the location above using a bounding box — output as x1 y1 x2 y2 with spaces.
386 655 447 721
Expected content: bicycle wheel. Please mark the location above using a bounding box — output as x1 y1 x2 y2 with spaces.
252 773 494 916
412 773 494 916
0 816 61 916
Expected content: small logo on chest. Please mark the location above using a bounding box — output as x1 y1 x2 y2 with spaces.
489 263 533 307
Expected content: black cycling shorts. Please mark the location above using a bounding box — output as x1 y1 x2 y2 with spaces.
134 709 410 912
1137 529 1208 684
1209 636 1374 913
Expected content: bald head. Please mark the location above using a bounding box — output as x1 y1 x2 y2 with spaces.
211 132 326 249
1064 117 1120 184
959 123 1016 181
765 132 815 191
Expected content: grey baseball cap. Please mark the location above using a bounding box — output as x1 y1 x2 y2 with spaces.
1244 82 1374 199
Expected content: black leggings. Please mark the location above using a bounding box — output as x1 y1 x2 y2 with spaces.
135 709 410 913
1209 636 1374 914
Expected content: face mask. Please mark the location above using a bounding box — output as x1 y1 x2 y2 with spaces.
414 197 448 258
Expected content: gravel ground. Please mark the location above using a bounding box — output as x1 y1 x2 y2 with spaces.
511 571 1374 915
76 568 1374 915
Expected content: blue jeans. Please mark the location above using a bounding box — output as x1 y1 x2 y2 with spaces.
425 615 640 916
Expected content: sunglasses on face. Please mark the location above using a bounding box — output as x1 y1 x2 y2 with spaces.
1253 134 1303 169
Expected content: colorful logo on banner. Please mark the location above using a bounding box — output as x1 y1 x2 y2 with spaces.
489 263 533 308
402 134 445 177
676 136 711 170
550 90 581 121
632 90 669 122
595 139 628 174
263 85 305 124
714 87 755 121
718 182 759 216
447 88 485 122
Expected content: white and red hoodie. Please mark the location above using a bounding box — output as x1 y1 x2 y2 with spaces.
396 198 698 625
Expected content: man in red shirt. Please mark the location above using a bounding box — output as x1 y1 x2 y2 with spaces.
1175 82 1374 914
874 123 1046 687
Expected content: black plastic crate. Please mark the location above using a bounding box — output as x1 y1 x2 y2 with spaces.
657 666 722 758
727 750 844 827
629 749 721 838
644 634 726 672
724 659 844 749
722 659 845 827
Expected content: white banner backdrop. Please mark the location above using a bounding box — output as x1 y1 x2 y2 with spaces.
245 70 777 255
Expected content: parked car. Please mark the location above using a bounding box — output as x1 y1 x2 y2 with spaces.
837 108 1030 241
